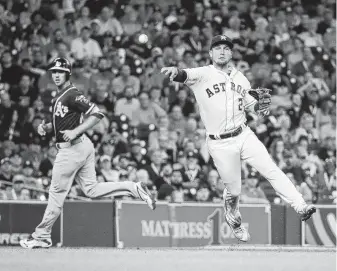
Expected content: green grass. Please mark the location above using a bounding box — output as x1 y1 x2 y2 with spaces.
0 246 335 271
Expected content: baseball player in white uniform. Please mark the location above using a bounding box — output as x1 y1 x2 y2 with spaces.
161 35 316 242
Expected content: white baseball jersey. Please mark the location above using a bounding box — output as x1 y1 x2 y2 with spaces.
184 65 256 135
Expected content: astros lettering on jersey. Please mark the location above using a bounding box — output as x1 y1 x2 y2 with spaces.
183 65 256 135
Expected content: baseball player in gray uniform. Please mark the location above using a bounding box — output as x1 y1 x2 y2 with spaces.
161 35 316 242
20 58 155 249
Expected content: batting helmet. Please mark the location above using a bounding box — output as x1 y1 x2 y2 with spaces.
48 57 72 74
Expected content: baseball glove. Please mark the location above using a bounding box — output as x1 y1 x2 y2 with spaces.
248 88 272 117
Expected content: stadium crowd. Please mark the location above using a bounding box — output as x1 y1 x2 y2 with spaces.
0 0 335 204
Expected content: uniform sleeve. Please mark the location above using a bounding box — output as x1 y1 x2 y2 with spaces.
183 67 205 87
241 76 256 108
68 91 96 114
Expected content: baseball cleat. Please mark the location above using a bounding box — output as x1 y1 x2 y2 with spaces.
225 213 250 242
135 182 156 210
300 205 316 221
20 235 52 249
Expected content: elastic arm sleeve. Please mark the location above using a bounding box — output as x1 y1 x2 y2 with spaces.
173 69 187 83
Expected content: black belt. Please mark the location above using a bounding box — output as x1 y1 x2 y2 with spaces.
209 126 243 140
56 136 84 149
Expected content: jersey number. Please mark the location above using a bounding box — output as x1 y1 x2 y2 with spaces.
238 98 243 111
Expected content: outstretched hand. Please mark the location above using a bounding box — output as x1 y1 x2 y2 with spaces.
160 67 179 81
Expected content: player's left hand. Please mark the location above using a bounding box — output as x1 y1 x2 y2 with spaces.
60 130 78 142
248 88 271 117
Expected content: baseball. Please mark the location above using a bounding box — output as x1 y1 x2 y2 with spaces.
138 34 148 44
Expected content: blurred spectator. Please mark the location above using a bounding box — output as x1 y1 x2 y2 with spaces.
170 169 185 203
131 91 166 127
169 88 195 117
241 171 269 204
169 105 186 132
89 56 113 95
111 64 140 98
299 19 323 47
287 93 303 129
49 8 66 34
143 148 165 191
98 6 123 36
1 50 24 85
291 47 317 78
224 16 241 40
71 61 90 95
292 113 319 144
114 86 140 120
251 52 272 86
206 169 224 203
9 73 38 129
90 19 103 43
75 6 92 34
39 146 57 178
315 98 334 139
0 157 13 185
287 37 304 69
71 26 102 64
318 157 336 203
163 34 189 63
270 139 287 170
141 55 167 92
185 26 203 55
120 5 142 36
265 69 292 109
5 174 31 200
287 172 313 203
97 155 119 182
129 139 150 168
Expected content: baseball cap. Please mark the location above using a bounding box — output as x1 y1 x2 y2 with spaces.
177 150 185 158
131 139 141 147
187 151 198 159
177 8 185 15
23 160 34 169
247 170 258 179
90 19 100 26
119 153 130 160
0 157 10 165
13 174 25 183
99 155 111 163
210 35 233 50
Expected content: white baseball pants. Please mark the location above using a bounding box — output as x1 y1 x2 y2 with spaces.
33 136 140 240
207 126 306 212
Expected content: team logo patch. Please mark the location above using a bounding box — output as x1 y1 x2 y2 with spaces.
54 101 69 117
221 36 227 40
55 61 62 67
75 95 90 105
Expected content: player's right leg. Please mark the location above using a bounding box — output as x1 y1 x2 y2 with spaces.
76 137 156 209
20 148 79 249
207 137 250 242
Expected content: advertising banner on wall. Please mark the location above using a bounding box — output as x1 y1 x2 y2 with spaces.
115 201 271 248
0 201 60 246
62 201 114 247
302 205 336 247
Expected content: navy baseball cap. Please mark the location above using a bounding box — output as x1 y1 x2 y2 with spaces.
210 35 233 50
187 151 198 159
23 160 34 169
247 170 258 179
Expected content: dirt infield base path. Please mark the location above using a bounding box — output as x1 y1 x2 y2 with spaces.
0 246 335 271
